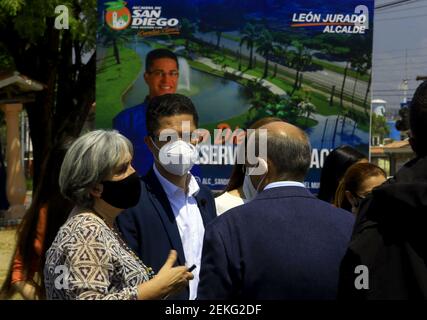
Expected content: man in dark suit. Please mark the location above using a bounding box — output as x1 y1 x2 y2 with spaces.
338 81 427 299
116 94 217 300
197 121 354 299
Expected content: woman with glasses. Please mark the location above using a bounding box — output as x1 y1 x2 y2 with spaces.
334 162 387 215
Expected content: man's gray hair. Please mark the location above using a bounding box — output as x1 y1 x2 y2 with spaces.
265 131 311 182
59 130 134 208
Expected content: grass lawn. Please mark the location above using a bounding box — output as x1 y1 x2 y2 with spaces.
312 58 370 82
96 46 142 129
187 60 224 78
173 39 186 46
222 34 241 43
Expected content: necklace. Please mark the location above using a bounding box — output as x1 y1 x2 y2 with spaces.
90 209 155 279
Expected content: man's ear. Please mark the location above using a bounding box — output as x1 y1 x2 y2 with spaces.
143 72 149 84
90 184 103 198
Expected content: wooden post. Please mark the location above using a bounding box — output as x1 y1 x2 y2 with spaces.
0 103 27 220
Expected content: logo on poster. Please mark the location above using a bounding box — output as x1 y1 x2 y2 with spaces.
131 6 179 29
291 5 369 34
105 1 132 30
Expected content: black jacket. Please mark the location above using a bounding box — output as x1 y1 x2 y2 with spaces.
338 156 427 299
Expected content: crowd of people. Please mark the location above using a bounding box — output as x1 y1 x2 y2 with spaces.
1 48 426 300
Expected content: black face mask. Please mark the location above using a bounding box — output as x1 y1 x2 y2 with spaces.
101 172 141 209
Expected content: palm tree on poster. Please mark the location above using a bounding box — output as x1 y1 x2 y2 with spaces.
299 101 317 126
180 19 195 51
336 48 352 110
256 29 274 79
99 25 130 64
240 23 258 70
272 45 287 77
291 40 312 94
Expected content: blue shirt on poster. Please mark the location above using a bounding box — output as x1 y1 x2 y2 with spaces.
113 101 153 176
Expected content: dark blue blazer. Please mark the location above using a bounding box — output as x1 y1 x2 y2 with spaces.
197 186 355 300
116 168 217 299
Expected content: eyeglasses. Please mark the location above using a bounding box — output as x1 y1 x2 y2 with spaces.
147 70 179 78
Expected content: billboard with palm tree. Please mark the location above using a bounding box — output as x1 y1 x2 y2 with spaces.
96 0 374 193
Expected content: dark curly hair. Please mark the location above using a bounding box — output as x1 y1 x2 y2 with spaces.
409 80 427 156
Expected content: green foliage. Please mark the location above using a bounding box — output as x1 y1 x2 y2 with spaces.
104 1 126 11
0 43 15 70
180 19 195 38
372 113 390 140
290 40 312 70
240 22 257 50
0 0 97 189
0 0 96 50
247 95 302 126
0 0 25 18
96 46 142 129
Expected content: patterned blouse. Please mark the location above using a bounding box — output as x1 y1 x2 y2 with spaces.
44 209 153 300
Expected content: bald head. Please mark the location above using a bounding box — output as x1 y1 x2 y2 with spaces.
260 121 308 143
255 121 311 182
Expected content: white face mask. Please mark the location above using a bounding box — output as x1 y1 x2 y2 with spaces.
242 159 268 201
243 174 257 201
151 138 198 176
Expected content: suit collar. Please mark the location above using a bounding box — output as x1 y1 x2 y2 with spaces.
194 191 212 227
145 169 186 265
255 186 315 201
153 163 200 198
145 169 212 264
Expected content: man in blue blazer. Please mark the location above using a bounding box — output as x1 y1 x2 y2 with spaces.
197 121 354 300
117 94 217 300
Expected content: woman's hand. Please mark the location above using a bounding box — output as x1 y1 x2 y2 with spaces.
137 250 194 300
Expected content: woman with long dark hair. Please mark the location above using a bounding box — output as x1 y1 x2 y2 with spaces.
0 138 74 299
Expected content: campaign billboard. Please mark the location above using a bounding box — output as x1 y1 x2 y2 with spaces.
96 0 374 193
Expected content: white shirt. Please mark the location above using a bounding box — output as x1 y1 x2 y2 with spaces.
215 192 248 215
264 181 306 190
153 164 205 300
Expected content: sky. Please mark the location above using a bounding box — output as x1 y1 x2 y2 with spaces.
372 0 427 111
